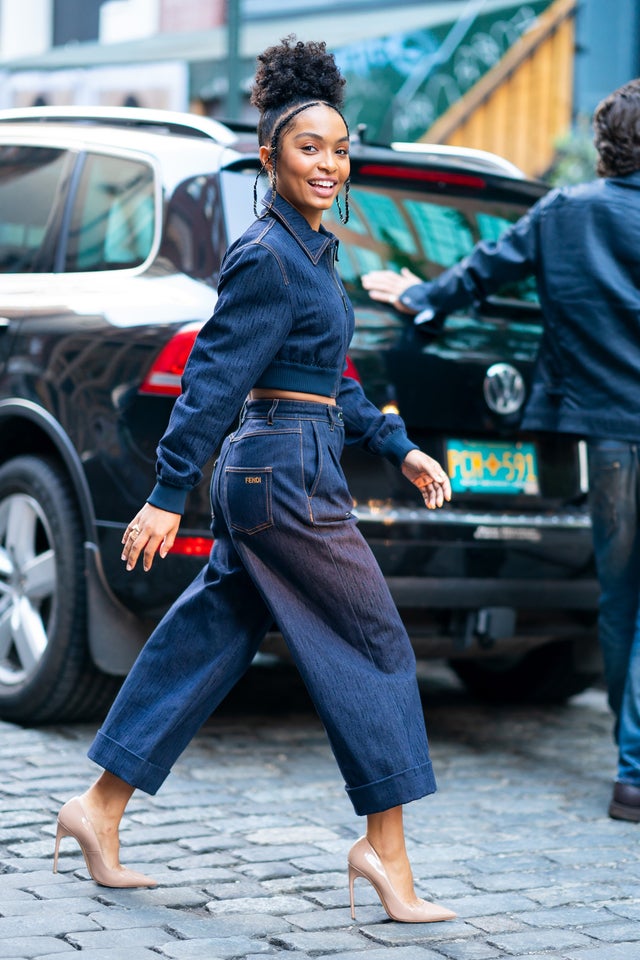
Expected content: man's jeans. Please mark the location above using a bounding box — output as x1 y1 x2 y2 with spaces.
588 439 640 785
89 400 436 815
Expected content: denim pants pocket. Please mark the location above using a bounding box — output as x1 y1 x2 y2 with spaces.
225 467 273 534
302 419 353 525
224 425 300 535
589 463 621 540
588 441 629 541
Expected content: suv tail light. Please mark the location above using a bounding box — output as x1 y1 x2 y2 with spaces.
169 535 213 557
139 323 202 396
344 355 361 382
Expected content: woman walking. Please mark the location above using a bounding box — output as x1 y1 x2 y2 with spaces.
53 37 455 924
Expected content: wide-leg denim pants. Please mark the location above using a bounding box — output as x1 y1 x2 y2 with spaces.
89 399 436 815
588 439 640 787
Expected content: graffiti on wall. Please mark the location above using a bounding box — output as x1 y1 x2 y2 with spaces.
335 1 550 143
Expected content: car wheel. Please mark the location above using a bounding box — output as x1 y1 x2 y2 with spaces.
0 455 119 724
449 639 601 704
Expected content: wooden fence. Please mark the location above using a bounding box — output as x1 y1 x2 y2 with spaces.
421 0 578 178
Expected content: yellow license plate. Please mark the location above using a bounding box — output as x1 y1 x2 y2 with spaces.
446 439 539 495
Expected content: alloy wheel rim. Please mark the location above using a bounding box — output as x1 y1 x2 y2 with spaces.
0 493 57 687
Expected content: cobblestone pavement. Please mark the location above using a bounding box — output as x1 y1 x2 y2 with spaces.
1 661 639 960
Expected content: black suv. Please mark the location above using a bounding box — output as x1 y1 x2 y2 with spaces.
0 107 600 724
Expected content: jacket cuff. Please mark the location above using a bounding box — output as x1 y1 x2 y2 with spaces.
378 431 419 468
399 282 433 313
147 481 189 515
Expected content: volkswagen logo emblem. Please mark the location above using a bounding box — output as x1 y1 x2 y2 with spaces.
483 363 526 415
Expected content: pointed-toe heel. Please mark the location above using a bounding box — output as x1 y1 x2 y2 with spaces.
53 796 157 888
347 836 456 923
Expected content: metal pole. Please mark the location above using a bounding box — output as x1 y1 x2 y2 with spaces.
226 0 242 121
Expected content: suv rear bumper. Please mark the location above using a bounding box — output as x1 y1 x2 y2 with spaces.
352 502 592 532
354 503 597 610
385 575 598 609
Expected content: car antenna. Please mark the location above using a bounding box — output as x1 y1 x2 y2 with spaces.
355 123 367 144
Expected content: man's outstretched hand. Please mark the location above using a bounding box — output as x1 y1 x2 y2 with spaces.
361 267 422 311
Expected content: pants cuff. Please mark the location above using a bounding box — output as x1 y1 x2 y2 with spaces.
88 730 169 795
345 760 437 816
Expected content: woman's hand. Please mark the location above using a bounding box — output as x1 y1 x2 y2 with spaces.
401 449 452 510
121 503 182 573
361 267 422 311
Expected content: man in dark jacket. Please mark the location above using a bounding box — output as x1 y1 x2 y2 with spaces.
363 78 640 822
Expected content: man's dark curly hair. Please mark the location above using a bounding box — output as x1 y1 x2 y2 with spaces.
251 35 346 147
593 78 640 177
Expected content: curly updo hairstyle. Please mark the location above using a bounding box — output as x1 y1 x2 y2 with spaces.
593 78 640 178
250 36 350 222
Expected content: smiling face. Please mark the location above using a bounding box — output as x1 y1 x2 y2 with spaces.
260 103 350 230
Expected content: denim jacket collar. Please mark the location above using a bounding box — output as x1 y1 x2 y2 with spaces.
608 170 640 190
261 192 337 265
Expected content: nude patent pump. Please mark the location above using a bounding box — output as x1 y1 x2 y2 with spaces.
53 796 157 888
348 836 456 923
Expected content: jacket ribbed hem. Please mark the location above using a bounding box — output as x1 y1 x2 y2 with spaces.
147 481 189 515
88 731 169 795
254 359 336 395
345 760 436 816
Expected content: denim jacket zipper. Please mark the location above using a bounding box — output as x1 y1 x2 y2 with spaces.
331 244 349 316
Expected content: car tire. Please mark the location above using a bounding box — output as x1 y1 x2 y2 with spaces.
449 639 600 704
0 455 120 725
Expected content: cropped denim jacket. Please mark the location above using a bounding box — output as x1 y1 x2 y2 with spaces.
149 193 417 514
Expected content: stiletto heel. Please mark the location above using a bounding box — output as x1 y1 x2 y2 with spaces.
53 796 157 888
53 821 68 874
348 863 357 920
347 836 456 923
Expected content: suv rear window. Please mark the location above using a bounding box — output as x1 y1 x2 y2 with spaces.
324 178 538 306
0 145 68 273
64 153 155 272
